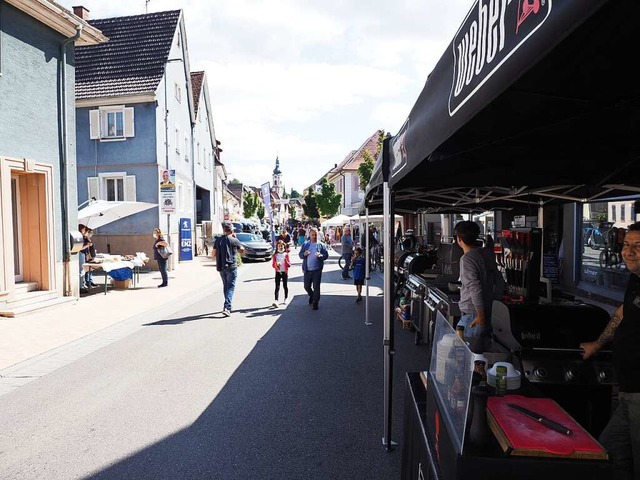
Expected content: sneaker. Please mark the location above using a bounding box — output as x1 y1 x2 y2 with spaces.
313 303 319 310
222 309 231 317
271 302 279 308
356 296 362 303
158 284 168 288
281 298 288 305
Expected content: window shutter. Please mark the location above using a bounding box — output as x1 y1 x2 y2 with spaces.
89 110 100 139
87 176 100 200
124 107 135 137
124 175 137 201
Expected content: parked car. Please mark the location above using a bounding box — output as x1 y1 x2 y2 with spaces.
231 222 245 234
235 232 273 261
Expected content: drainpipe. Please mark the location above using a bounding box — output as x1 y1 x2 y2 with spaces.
59 24 83 296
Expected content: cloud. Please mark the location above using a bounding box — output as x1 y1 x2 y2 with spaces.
61 0 473 193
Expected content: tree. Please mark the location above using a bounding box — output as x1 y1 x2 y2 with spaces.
290 189 301 198
289 204 296 220
229 178 242 185
303 190 320 219
316 177 341 218
256 204 265 220
358 130 385 189
358 150 375 188
243 191 259 218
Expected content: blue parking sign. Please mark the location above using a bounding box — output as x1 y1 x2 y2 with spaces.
179 218 193 261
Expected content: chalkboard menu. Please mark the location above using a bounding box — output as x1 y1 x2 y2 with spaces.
543 254 560 284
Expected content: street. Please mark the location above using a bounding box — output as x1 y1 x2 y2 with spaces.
0 252 427 480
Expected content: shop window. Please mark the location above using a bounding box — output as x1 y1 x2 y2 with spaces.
579 201 628 294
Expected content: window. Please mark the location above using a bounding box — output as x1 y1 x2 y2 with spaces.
175 82 181 103
88 173 137 201
184 135 189 162
177 181 184 211
621 204 626 222
612 205 617 221
89 106 134 140
175 126 180 156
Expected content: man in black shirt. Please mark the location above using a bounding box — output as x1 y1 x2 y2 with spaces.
212 222 245 317
581 221 640 480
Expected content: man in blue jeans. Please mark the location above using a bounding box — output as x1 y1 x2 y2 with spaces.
213 222 245 317
299 227 329 310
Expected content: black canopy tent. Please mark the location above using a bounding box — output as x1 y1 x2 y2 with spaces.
365 0 640 451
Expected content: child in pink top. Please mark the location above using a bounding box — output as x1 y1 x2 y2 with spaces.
271 240 291 308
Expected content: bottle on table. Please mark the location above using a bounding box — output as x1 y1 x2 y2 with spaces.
495 365 507 397
474 360 488 386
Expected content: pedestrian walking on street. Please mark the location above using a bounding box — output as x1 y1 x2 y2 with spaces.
212 222 245 316
352 246 366 302
271 240 291 308
341 226 354 279
153 228 169 288
299 227 329 310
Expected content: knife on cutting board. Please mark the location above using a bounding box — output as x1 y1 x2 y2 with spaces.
508 403 572 435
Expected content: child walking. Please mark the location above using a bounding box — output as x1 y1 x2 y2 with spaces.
271 240 291 308
351 246 366 303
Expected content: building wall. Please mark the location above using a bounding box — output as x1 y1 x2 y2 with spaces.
0 2 77 299
0 2 76 261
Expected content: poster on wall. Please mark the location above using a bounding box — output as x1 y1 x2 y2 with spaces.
160 169 176 214
179 217 193 261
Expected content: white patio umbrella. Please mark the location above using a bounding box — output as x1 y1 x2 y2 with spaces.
320 214 351 228
78 200 156 229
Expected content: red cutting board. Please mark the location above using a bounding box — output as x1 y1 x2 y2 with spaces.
486 395 608 459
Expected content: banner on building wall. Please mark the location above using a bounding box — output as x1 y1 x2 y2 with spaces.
261 182 276 244
160 169 176 214
179 217 193 261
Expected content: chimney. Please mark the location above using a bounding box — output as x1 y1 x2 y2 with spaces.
72 6 90 20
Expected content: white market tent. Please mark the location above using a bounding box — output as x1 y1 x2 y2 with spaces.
320 214 351 228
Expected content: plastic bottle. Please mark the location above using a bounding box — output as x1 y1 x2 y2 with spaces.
495 365 507 397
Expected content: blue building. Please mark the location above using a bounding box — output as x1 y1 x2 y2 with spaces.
0 1 106 316
74 9 221 267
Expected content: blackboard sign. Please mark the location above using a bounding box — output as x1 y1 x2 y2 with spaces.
543 254 560 284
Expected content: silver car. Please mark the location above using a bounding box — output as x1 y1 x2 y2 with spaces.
235 233 273 261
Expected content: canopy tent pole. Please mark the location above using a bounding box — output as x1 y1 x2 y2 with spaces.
360 207 373 326
382 182 396 450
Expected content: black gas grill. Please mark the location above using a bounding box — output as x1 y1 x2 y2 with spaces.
492 300 617 436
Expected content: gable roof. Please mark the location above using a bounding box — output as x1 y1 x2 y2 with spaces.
190 71 204 115
75 10 181 99
329 129 382 178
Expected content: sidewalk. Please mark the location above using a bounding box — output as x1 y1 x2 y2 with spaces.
0 255 219 372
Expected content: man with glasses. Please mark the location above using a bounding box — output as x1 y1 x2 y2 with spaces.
581 222 640 480
299 227 329 310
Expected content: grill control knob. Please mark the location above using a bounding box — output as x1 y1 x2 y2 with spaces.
565 369 578 382
598 371 608 382
533 367 548 380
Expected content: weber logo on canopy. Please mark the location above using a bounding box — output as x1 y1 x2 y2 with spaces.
449 0 551 116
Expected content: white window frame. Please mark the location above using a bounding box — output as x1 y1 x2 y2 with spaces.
90 106 135 141
89 172 137 201
175 82 181 103
175 126 180 156
177 180 184 212
184 135 189 162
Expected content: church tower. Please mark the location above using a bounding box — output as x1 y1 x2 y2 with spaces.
272 156 284 196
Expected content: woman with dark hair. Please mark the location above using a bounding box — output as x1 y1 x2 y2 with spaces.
153 228 169 288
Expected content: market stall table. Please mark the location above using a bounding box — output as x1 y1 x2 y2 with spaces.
82 254 148 294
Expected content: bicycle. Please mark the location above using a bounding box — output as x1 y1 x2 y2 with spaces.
338 255 354 271
372 244 384 273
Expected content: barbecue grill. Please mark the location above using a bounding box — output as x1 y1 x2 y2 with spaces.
492 300 617 436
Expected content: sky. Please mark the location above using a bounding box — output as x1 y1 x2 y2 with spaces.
61 0 473 194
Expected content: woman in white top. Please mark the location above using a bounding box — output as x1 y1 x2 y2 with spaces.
271 240 291 308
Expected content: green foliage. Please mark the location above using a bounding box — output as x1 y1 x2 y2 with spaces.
358 151 375 188
316 177 342 218
243 191 259 218
229 178 242 185
290 189 301 198
303 190 320 219
289 204 296 219
256 204 265 220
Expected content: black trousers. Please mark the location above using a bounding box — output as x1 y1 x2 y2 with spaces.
275 271 288 301
303 269 322 304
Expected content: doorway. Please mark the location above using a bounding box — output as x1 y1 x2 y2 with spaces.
11 176 23 283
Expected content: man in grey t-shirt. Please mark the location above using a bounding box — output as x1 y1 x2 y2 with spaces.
213 222 245 317
454 221 494 338
340 226 354 279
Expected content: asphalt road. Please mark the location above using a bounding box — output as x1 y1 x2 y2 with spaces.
0 250 430 480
